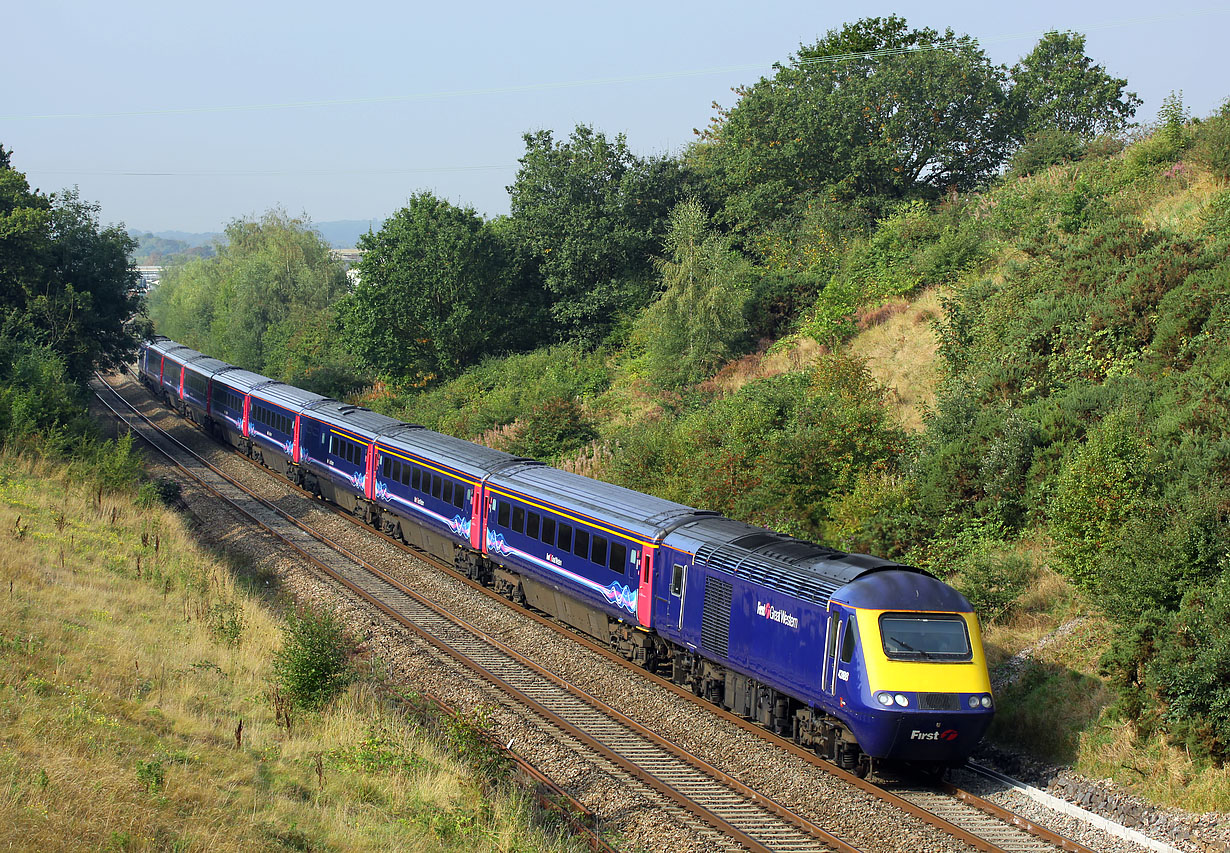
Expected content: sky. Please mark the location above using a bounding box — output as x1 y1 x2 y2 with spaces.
3 1 1228 235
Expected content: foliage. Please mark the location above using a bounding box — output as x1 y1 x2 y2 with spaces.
800 197 990 345
694 16 1012 234
148 209 353 392
129 232 215 266
1007 31 1140 141
374 344 611 442
339 193 534 385
609 355 907 538
0 337 93 450
1191 110 1230 182
273 605 355 711
506 125 690 345
1048 411 1156 591
1008 130 1091 177
505 397 597 462
136 477 182 509
1 156 146 383
635 199 751 388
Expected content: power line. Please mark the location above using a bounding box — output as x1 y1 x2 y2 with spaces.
27 164 512 177
4 7 1225 123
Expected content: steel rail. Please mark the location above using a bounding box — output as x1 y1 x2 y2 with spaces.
94 374 863 853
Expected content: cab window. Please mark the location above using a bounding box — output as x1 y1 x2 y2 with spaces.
879 614 972 661
840 620 857 663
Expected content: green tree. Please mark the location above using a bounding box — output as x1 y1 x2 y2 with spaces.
694 16 1011 233
1 150 145 383
1008 31 1140 140
506 125 689 344
636 199 750 387
338 192 520 384
149 210 353 391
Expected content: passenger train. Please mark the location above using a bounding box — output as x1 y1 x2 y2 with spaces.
138 337 995 774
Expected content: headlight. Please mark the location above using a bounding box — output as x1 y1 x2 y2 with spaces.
894 693 909 707
980 695 993 709
876 692 894 706
968 696 980 708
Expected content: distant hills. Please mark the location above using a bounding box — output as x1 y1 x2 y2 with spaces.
128 219 383 265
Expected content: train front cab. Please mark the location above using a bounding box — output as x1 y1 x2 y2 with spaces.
826 570 994 764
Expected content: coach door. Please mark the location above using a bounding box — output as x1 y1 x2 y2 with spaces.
822 603 844 695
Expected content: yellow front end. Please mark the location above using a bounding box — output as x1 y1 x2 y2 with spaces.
856 608 992 694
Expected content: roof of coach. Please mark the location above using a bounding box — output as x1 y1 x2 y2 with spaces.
378 428 522 481
249 382 330 411
209 367 277 394
300 400 404 441
835 570 973 613
158 344 206 366
145 338 180 356
182 356 232 377
489 465 703 541
664 515 924 607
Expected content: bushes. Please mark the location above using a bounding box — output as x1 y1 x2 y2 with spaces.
609 354 907 539
1102 575 1230 761
273 605 356 711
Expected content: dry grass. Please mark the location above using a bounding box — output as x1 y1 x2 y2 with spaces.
0 451 583 852
1142 168 1224 234
698 336 828 396
847 287 947 431
1077 724 1230 813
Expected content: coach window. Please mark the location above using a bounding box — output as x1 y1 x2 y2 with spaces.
496 500 510 528
556 522 573 552
540 516 556 545
591 534 608 568
511 505 525 534
526 511 540 539
573 528 589 559
412 466 422 490
431 475 442 499
840 620 857 664
670 564 685 596
401 463 411 486
609 542 627 574
442 480 453 505
454 487 466 510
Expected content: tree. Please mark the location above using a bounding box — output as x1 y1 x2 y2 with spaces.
637 199 750 387
1 150 145 383
338 193 518 384
695 17 1012 233
506 125 689 345
1008 31 1140 141
149 209 353 391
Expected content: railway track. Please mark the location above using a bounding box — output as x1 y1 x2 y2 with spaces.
96 371 1121 853
93 374 864 853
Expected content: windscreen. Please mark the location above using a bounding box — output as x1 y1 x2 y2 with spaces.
879 613 972 661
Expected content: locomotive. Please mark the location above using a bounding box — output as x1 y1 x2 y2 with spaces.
138 336 994 774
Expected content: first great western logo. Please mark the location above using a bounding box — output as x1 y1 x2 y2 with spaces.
755 600 800 629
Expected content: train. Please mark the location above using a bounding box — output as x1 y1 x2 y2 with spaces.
137 336 994 775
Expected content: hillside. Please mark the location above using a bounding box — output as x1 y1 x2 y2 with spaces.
0 449 586 851
347 120 1230 811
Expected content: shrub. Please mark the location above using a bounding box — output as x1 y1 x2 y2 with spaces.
506 397 597 463
273 605 355 711
136 477 182 509
1008 130 1088 177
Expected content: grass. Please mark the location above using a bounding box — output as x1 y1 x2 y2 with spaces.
847 287 946 432
0 450 587 852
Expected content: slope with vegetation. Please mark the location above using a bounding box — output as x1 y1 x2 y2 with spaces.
138 18 1230 809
